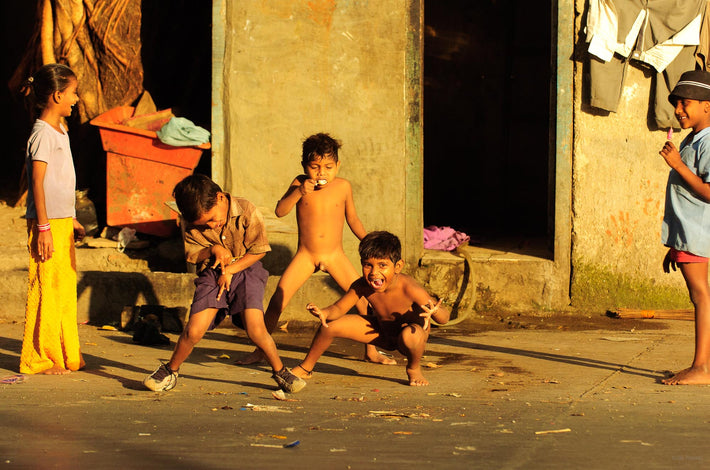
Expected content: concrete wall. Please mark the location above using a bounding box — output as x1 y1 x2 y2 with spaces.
212 0 422 319
570 0 690 311
208 0 692 317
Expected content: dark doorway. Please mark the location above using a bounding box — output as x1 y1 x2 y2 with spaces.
424 1 552 252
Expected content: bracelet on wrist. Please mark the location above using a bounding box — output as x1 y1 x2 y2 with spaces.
37 223 51 232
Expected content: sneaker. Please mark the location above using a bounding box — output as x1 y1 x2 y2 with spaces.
272 367 307 393
144 363 178 391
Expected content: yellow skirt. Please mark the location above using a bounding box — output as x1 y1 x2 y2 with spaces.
20 218 84 374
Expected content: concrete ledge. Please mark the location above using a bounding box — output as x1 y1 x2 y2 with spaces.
0 268 349 327
416 245 561 312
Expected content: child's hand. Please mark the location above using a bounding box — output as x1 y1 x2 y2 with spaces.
420 299 442 330
663 249 676 273
36 229 54 262
306 303 328 328
217 273 233 300
211 245 233 271
659 141 682 170
298 179 317 196
73 218 85 242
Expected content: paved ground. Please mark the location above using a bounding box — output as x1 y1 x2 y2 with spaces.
2 315 710 469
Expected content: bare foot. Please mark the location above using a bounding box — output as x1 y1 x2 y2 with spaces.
235 349 265 365
291 364 313 379
365 348 396 365
406 367 429 386
41 365 71 375
662 366 710 385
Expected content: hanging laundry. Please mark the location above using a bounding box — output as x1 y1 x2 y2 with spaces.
584 0 705 128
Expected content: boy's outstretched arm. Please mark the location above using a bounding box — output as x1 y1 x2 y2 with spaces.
343 181 367 240
306 288 360 326
405 280 451 327
420 299 450 329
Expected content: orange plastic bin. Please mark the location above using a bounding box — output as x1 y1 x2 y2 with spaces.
90 106 210 237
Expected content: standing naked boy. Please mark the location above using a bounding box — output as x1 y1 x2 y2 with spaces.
239 133 394 366
293 231 450 386
144 174 305 393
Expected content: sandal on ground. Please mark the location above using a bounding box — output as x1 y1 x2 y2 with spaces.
272 367 307 393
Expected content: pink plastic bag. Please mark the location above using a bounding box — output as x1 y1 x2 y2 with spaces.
423 226 470 251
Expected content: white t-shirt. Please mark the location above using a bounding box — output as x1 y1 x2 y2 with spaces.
25 119 76 219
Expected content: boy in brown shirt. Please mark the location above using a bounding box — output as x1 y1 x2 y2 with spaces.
143 174 305 393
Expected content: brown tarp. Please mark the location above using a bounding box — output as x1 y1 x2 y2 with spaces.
9 0 144 123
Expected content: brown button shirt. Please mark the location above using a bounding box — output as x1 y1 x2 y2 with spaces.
183 194 271 271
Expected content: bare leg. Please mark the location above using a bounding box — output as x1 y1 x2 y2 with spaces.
327 256 396 366
293 315 380 379
237 254 313 365
241 308 283 372
663 262 710 385
167 308 216 372
398 324 429 386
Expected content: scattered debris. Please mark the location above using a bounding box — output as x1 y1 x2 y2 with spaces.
250 440 300 449
368 411 430 419
210 405 233 411
535 428 571 435
606 308 693 321
620 440 653 446
600 336 645 342
331 395 366 402
0 375 26 384
244 403 293 413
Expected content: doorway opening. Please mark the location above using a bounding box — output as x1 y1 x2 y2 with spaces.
424 0 553 258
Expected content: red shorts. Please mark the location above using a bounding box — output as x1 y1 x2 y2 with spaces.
669 247 708 263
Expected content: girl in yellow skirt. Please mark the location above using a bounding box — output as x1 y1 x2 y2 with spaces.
20 64 85 375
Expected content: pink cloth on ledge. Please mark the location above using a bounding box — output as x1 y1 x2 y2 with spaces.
423 226 470 251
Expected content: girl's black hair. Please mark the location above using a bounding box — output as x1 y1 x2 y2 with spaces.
20 63 76 119
359 231 402 264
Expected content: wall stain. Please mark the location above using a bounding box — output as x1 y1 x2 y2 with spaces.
306 0 336 29
605 211 637 247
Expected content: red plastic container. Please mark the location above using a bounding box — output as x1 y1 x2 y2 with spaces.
90 106 210 237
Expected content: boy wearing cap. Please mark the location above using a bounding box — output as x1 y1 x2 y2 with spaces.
659 70 710 385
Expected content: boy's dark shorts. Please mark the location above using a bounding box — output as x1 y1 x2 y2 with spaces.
190 261 268 330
